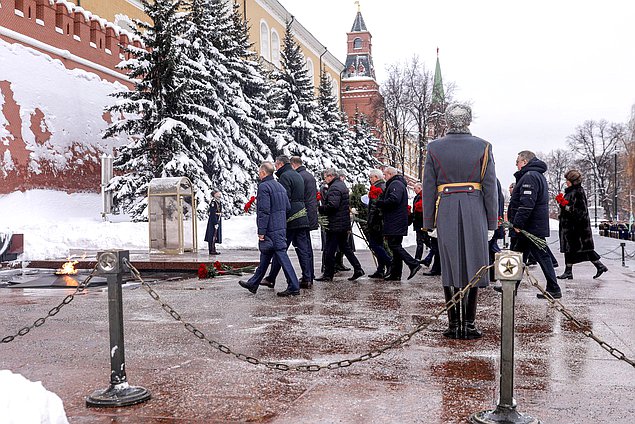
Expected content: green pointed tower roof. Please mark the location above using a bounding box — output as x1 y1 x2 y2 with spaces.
432 48 445 105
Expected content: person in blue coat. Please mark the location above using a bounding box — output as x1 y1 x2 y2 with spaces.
238 162 300 297
261 155 312 290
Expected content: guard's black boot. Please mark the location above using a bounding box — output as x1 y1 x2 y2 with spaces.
442 287 460 339
592 261 608 279
557 265 574 279
462 287 483 340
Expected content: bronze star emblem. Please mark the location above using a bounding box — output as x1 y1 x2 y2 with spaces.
502 259 517 275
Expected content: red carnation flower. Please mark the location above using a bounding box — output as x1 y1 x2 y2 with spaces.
244 195 256 213
197 264 208 279
414 199 423 213
213 261 222 271
368 185 383 200
316 192 322 201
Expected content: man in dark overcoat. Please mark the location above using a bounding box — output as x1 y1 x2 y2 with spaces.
366 169 392 278
315 168 364 281
261 155 312 290
239 162 300 297
422 103 498 340
290 156 318 288
204 189 222 255
377 166 422 281
508 150 561 299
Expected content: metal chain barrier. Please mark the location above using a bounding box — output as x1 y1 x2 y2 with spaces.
525 267 635 368
125 257 490 372
1 266 98 344
598 245 623 257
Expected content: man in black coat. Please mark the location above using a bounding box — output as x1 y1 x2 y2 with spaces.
315 168 364 281
290 156 317 288
238 162 300 297
261 155 312 290
377 167 422 281
508 151 562 299
366 169 392 278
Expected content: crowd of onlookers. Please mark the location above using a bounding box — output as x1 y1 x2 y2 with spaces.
598 221 635 241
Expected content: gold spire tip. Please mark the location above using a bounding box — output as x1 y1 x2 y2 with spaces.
355 1 361 12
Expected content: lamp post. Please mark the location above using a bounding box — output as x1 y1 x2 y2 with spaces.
614 152 618 221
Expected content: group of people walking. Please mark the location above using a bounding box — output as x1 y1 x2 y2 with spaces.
232 102 609 341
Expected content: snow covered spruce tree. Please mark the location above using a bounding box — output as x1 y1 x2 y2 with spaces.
315 69 376 183
268 20 321 166
181 0 271 214
104 0 215 220
199 0 275 206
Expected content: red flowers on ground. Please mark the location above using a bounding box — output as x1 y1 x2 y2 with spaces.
197 262 256 279
197 264 208 279
368 185 383 200
555 193 569 206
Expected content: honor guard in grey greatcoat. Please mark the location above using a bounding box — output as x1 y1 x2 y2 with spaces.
422 104 499 339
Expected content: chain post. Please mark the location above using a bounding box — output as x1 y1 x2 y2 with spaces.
620 242 626 267
470 250 540 424
86 250 151 407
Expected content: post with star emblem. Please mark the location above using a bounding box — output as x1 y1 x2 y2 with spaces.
470 250 540 424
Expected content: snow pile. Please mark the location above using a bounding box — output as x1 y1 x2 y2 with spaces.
0 189 417 261
0 38 129 174
0 370 68 424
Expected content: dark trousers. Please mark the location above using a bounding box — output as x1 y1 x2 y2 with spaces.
248 248 299 291
428 237 441 273
512 236 561 293
368 233 392 270
414 229 428 260
385 235 419 278
323 230 362 277
267 228 313 283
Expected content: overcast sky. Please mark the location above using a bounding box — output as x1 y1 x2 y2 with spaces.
282 0 635 186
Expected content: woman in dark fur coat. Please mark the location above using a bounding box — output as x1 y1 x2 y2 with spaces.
557 170 607 279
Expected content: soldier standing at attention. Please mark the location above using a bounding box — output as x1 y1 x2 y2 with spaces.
422 103 498 339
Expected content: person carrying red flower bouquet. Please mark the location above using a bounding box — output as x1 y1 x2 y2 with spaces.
556 169 607 280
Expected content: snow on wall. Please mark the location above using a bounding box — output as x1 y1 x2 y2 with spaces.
0 37 129 192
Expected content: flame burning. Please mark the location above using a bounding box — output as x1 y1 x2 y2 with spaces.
56 260 79 275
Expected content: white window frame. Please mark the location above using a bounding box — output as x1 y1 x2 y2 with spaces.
259 20 270 61
270 28 280 67
306 58 314 87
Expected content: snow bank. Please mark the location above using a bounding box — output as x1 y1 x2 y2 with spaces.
0 190 416 261
0 370 68 424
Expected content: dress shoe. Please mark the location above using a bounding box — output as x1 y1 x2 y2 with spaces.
299 280 313 289
421 270 441 276
209 251 220 255
315 275 333 282
421 257 432 267
368 270 385 279
335 264 351 272
238 280 258 294
536 291 562 299
276 289 300 297
348 269 365 281
407 264 422 280
384 275 401 281
259 277 275 289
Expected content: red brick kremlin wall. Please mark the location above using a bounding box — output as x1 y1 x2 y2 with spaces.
0 0 136 193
